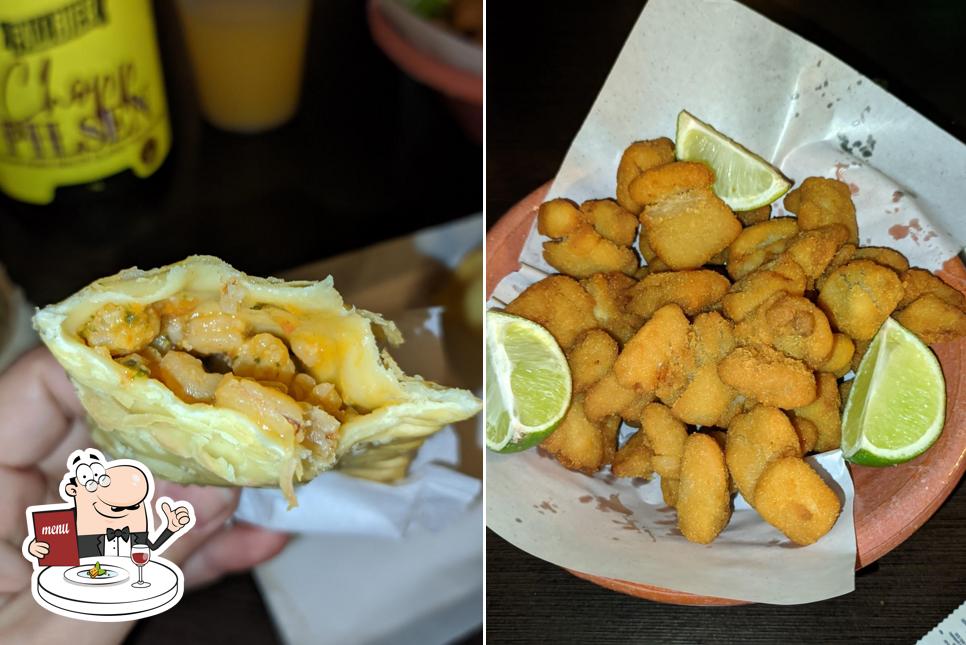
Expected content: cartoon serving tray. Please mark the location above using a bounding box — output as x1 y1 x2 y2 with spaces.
21 449 195 622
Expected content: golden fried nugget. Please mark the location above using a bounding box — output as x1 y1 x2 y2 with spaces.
725 406 800 504
538 199 639 278
818 333 855 377
627 270 730 319
726 217 799 280
791 417 819 456
734 293 834 368
580 272 643 344
541 396 614 473
736 204 772 227
718 346 817 409
781 224 851 287
632 162 742 269
641 402 689 479
616 138 676 214
614 304 692 397
661 476 679 507
677 433 732 544
612 429 655 479
791 372 841 453
505 275 597 349
706 430 738 494
852 246 910 273
721 261 807 322
895 294 966 345
602 418 620 467
754 457 841 546
783 177 858 244
815 243 857 291
897 268 966 310
566 329 618 393
584 371 653 424
672 313 738 425
817 259 903 341
717 392 756 428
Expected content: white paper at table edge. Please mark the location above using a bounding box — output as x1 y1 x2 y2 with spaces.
486 0 966 605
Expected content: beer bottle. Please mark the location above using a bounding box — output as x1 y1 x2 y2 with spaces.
0 0 171 205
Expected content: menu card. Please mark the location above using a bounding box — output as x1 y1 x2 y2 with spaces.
31 509 79 567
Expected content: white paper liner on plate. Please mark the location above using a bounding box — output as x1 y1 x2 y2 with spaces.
378 0 483 76
487 0 966 605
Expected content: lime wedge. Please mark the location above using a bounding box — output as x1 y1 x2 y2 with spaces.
675 110 792 211
841 318 946 466
486 310 572 452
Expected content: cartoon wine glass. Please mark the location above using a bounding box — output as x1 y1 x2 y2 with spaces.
131 544 151 588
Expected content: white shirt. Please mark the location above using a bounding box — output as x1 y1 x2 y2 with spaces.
104 531 132 557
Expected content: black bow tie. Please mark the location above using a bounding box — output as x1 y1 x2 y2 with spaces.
107 527 130 542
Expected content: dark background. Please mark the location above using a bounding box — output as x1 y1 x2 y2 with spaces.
486 1 965 643
1 0 481 643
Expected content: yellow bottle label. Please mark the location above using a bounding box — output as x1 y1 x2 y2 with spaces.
0 0 170 204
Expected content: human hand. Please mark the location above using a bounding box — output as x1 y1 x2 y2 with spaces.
160 500 192 533
0 347 289 644
27 539 49 559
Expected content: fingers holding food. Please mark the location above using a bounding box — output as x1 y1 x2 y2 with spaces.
677 433 732 544
817 259 903 341
754 457 842 546
718 346 817 409
505 275 597 349
782 177 858 244
725 406 800 504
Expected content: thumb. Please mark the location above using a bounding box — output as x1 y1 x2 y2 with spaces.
161 501 172 517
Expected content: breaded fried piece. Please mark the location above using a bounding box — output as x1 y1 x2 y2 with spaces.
818 333 855 378
566 329 618 393
580 272 643 344
602 418 620 467
612 428 655 479
627 270 730 319
672 312 738 426
631 162 742 269
791 372 841 453
850 338 870 373
817 259 903 341
661 476 680 508
584 371 653 424
781 224 851 288
725 406 800 504
718 346 817 409
722 259 807 322
677 433 732 544
641 402 689 479
897 268 966 310
852 246 910 273
816 243 857 291
538 199 639 278
783 177 858 244
727 217 799 280
616 138 676 214
614 304 693 399
736 204 772 227
734 293 834 368
895 294 966 345
505 275 597 349
754 457 841 546
791 417 819 456
541 395 614 473
717 392 756 428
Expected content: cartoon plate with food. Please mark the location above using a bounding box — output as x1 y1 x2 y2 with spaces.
21 449 195 622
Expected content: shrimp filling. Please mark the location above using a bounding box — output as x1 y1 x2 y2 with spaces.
78 289 350 468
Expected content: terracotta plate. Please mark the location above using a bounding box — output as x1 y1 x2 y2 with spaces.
487 182 966 606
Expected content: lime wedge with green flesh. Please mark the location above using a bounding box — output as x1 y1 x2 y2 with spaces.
675 110 792 211
486 310 572 452
841 317 946 466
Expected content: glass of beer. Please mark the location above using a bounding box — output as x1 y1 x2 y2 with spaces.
175 0 312 133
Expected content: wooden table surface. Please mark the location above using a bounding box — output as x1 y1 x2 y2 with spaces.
0 1 481 643
486 1 965 642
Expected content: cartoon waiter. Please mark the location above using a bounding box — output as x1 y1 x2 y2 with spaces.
26 449 193 560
